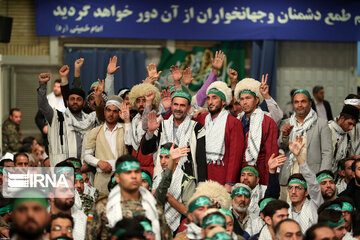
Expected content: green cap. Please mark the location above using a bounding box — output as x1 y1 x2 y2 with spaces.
141 171 152 188
140 221 153 232
208 88 226 102
116 161 140 174
13 190 49 210
241 166 259 178
259 198 276 212
231 187 251 199
288 178 307 189
293 89 312 101
342 202 354 212
202 214 226 229
188 196 212 213
172 90 191 103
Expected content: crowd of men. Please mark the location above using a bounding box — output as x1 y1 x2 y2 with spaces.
1 51 360 240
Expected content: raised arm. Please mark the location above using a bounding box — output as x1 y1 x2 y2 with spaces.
73 58 84 89
59 65 70 108
37 73 54 125
265 153 286 199
196 50 225 106
104 56 120 96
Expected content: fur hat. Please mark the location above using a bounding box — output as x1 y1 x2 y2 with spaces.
234 78 263 104
206 82 232 106
128 83 161 111
190 180 231 209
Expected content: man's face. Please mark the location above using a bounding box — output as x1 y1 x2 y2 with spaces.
116 169 142 193
53 187 75 211
12 202 48 239
229 99 242 117
333 224 347 240
342 211 352 230
344 160 354 181
338 117 356 132
31 139 40 153
75 178 84 194
136 97 146 114
224 215 234 235
239 93 259 115
277 221 302 240
88 94 96 111
232 195 250 214
313 227 336 240
67 94 84 114
81 173 91 186
319 179 336 200
314 89 325 102
240 171 259 189
354 162 360 185
293 93 312 118
160 154 169 171
269 208 289 230
53 82 62 97
171 97 190 122
288 184 308 204
104 105 120 125
189 205 211 225
203 222 225 239
124 93 130 107
9 110 22 125
4 161 14 167
141 179 150 190
207 94 224 116
49 218 73 240
15 155 29 167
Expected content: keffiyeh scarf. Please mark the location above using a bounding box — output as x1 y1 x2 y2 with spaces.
64 108 97 135
205 109 229 165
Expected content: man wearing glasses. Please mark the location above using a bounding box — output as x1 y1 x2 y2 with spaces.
47 212 74 240
287 135 324 234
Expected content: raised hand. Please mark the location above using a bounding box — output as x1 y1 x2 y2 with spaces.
147 63 162 80
170 65 183 83
147 111 161 135
168 143 190 170
94 78 104 96
59 65 70 77
268 153 287 174
107 56 120 75
39 73 50 84
74 58 84 78
259 73 271 99
142 76 157 84
281 123 294 137
212 50 225 74
228 68 238 82
145 90 155 106
161 89 172 111
119 102 130 123
183 67 194 85
289 135 305 157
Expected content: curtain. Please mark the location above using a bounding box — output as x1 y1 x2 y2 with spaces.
64 48 146 94
250 40 278 110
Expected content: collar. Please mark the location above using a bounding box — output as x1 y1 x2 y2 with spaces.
104 122 122 132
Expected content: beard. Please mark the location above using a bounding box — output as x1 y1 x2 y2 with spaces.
54 198 74 211
322 189 335 200
355 175 360 185
68 104 82 114
233 204 248 214
173 110 186 121
13 218 44 239
208 104 222 116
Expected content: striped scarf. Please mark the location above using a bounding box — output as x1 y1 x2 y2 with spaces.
329 120 349 172
130 113 145 151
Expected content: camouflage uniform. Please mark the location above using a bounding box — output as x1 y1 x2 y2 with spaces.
2 118 22 153
80 193 95 216
85 168 174 240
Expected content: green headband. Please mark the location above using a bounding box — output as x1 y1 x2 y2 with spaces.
325 204 342 211
169 85 175 93
140 221 153 232
159 147 170 156
113 228 126 237
327 216 346 229
75 173 84 181
316 173 333 183
208 88 226 102
342 202 354 212
212 232 232 240
293 89 312 101
231 187 251 199
259 198 276 212
172 90 191 103
55 167 74 175
0 204 12 215
13 190 49 210
116 161 140 174
90 82 99 90
188 196 212 213
219 208 233 221
240 90 257 98
111 176 116 184
70 161 82 168
241 166 259 178
202 214 226 229
288 178 307 189
141 172 152 188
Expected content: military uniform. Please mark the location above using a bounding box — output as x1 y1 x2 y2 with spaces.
80 193 95 216
2 119 22 153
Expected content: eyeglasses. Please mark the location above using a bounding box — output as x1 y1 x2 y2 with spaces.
288 185 304 191
52 225 72 233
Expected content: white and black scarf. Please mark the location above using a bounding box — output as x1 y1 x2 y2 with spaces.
64 108 97 135
204 109 229 165
186 222 203 240
131 113 145 151
288 109 317 164
237 108 264 165
329 120 349 172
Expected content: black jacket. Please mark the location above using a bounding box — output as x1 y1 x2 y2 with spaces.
312 99 333 121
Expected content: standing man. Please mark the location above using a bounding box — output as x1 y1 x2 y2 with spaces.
37 71 98 166
47 79 66 112
2 108 22 154
312 86 333 121
343 94 360 155
336 157 355 193
235 77 279 185
84 96 129 194
143 89 206 182
278 89 332 194
195 81 244 192
328 105 359 172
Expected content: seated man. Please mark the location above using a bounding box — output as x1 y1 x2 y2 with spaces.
200 209 227 239
46 213 74 240
316 170 336 202
274 219 302 240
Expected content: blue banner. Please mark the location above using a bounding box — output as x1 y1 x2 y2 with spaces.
35 0 360 41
